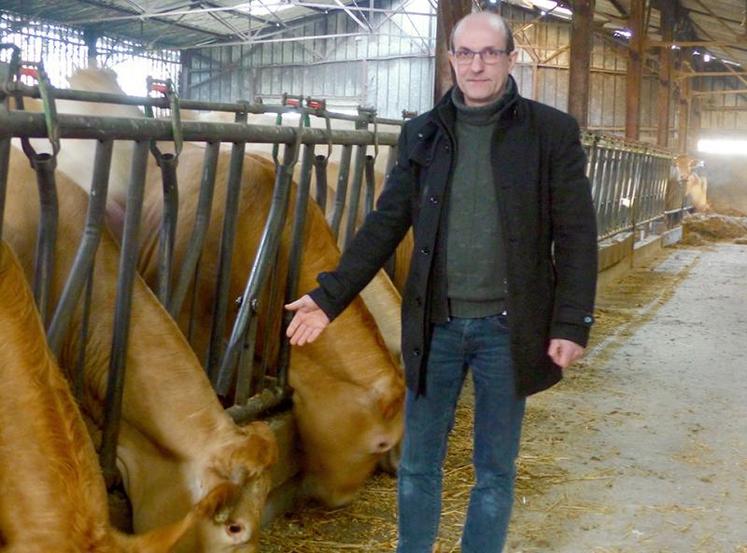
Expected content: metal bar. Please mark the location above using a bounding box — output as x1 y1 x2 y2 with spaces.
28 154 58 326
277 143 315 391
99 140 149 489
216 141 301 397
73 265 95 404
330 144 353 239
313 155 328 212
207 139 247 382
167 141 220 319
155 154 179 305
2 81 406 127
226 387 292 425
234 312 260 404
344 143 367 249
0 137 8 240
47 140 113 357
364 155 376 217
1 111 400 146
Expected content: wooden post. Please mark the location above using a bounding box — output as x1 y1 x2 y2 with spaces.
656 1 676 147
434 0 472 103
677 50 690 154
625 0 646 141
567 0 596 127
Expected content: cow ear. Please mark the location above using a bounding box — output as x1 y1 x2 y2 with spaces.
208 422 278 484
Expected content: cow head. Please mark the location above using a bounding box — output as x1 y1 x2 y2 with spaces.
292 374 405 507
190 421 278 552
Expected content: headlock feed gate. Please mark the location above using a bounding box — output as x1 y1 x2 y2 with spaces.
0 44 689 490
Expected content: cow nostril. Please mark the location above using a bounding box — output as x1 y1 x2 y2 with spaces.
377 441 390 452
227 523 244 535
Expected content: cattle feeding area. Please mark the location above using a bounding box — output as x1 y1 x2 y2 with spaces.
0 45 701 550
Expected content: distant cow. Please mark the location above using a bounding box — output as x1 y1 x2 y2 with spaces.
3 144 277 552
675 154 710 212
0 239 240 553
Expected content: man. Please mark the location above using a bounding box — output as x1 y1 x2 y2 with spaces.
285 10 598 553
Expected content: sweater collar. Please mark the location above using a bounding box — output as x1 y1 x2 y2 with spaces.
451 76 517 126
434 75 521 132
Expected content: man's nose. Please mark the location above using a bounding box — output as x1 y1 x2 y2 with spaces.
469 52 485 71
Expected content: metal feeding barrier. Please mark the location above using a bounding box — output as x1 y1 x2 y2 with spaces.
0 46 690 488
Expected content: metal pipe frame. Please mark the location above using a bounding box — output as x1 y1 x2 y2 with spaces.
313 154 328 212
29 154 59 326
155 154 179 305
329 144 353 239
99 140 149 489
343 143 368 249
167 141 220 319
206 137 247 381
46 139 113 357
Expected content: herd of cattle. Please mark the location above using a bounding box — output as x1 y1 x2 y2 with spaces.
1 66 710 552
1 67 407 552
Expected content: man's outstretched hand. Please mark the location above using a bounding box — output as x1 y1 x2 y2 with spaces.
285 295 330 346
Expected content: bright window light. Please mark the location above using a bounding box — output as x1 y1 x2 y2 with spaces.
698 138 747 156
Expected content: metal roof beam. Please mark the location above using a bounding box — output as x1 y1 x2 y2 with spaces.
332 0 371 31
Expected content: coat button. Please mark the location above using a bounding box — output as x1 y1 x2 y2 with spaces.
444 144 450 151
584 315 594 324
415 296 423 306
420 247 430 255
417 132 424 140
428 196 439 204
413 348 421 357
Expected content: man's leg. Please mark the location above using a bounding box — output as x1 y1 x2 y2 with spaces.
461 314 526 553
397 319 468 553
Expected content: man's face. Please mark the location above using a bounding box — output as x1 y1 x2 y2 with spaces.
448 17 518 107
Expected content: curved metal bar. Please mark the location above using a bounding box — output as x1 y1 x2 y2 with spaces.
329 144 352 239
47 139 113 357
343 143 367 249
29 153 59 326
167 141 220 319
154 153 179 306
313 154 328 212
99 140 149 489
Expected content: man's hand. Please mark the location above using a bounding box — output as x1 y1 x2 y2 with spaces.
547 338 584 369
285 295 330 346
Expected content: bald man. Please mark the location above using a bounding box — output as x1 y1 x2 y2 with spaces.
287 11 598 552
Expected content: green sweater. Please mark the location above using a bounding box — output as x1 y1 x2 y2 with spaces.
446 82 516 318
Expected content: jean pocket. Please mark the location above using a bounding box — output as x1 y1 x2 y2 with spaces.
484 313 510 332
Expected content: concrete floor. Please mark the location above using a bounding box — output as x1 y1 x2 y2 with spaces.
509 243 747 553
261 241 747 552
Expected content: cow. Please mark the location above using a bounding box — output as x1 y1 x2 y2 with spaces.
26 66 405 507
3 144 278 552
675 154 710 212
0 239 241 553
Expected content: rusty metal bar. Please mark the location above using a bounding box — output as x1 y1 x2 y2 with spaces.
2 110 400 147
167 141 220 319
343 143 367 249
330 144 353 239
216 138 301 399
99 139 149 489
206 138 247 381
27 154 58 325
364 154 376 217
47 139 113 357
1 80 406 127
154 153 179 306
277 143 315 391
313 154 328 212
73 265 95 404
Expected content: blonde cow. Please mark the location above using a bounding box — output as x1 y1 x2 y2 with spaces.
3 145 277 552
0 240 241 553
38 67 405 507
675 154 710 212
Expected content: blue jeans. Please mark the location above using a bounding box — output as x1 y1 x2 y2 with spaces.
396 315 526 553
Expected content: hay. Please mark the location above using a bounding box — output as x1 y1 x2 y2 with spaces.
683 213 747 242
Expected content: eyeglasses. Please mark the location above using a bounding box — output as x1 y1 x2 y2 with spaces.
450 47 510 65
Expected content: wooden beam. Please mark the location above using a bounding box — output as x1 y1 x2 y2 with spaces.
626 0 645 141
608 0 629 18
676 71 747 79
647 40 747 48
568 0 596 128
657 1 675 147
691 88 747 95
678 71 690 153
433 0 471 102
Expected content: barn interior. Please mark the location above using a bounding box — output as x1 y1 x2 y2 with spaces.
1 1 747 552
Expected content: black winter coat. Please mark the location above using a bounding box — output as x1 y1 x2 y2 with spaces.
310 86 598 397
